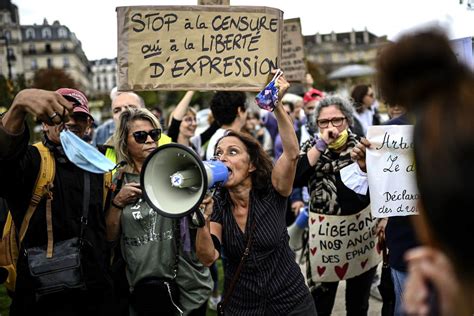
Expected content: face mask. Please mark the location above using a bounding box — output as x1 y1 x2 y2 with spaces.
255 69 283 112
60 130 116 173
320 129 349 151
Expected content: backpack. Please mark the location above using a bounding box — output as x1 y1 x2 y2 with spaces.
0 142 112 292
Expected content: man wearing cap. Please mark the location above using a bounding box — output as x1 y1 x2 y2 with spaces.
299 88 324 146
0 88 111 315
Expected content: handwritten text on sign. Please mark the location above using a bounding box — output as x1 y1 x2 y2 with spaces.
117 6 282 91
308 207 382 282
281 18 306 82
367 125 419 218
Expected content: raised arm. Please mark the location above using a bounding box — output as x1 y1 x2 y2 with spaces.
272 73 299 197
2 89 73 134
1 89 73 158
167 91 195 141
172 91 195 121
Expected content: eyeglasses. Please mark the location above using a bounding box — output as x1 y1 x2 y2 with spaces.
317 117 346 128
132 128 161 144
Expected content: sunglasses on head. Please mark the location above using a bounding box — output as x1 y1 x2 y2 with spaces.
132 128 161 144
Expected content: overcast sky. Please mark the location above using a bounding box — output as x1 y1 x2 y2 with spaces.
13 0 474 60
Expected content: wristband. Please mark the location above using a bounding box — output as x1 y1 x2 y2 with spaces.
111 199 124 209
315 138 328 153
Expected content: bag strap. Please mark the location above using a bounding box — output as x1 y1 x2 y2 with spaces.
79 172 91 247
19 143 55 243
220 220 257 311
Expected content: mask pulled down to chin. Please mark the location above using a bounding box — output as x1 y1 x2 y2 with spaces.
60 129 116 173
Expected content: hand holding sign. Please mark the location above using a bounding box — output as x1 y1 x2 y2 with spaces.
350 138 371 172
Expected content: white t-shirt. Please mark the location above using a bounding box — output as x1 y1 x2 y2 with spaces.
205 128 226 160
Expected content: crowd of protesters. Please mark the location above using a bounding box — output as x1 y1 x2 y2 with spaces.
0 27 472 316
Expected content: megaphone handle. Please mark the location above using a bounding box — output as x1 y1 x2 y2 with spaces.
191 207 206 228
191 189 217 228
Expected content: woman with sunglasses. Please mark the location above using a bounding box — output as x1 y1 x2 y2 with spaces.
350 84 381 137
293 95 377 316
106 108 212 316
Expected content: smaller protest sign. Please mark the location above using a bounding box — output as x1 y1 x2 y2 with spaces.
308 206 382 282
366 125 419 218
281 18 306 82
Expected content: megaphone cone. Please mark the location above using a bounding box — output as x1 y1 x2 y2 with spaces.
288 207 309 251
141 143 228 218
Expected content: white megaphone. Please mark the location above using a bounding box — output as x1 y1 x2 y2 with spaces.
288 207 309 251
141 143 228 218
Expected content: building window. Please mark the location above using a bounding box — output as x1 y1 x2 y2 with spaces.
42 27 52 39
26 28 35 40
4 31 11 41
45 43 52 53
61 43 68 52
58 27 68 38
31 59 38 70
63 57 70 68
28 43 36 54
47 58 53 69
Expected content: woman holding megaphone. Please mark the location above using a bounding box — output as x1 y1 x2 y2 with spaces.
106 108 212 316
195 71 317 315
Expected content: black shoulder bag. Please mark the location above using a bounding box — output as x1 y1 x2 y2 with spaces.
26 172 90 299
217 221 256 316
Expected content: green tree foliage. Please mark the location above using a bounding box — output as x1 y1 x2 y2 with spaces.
32 68 77 91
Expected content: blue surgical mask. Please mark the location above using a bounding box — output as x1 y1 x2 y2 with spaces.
60 130 115 174
255 69 283 112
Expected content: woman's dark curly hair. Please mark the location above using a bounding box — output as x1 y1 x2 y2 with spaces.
215 130 273 193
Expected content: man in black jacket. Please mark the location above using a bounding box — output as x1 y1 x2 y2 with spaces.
0 88 111 315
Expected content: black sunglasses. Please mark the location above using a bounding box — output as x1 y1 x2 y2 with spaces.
132 128 161 143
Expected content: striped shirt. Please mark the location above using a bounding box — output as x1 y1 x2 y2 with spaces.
211 186 309 315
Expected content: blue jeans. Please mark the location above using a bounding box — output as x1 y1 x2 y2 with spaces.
390 268 408 315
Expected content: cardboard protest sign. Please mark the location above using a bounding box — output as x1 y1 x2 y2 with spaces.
366 125 419 218
198 0 230 5
281 18 306 82
117 6 282 91
308 206 382 282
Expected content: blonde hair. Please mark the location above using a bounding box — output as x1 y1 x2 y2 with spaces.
114 108 161 172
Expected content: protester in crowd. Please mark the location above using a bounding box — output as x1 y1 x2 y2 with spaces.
299 88 324 145
376 28 474 316
93 90 144 147
274 94 305 153
92 87 119 146
97 91 171 164
0 88 112 315
341 101 414 315
350 84 382 137
205 91 247 160
195 73 317 315
150 105 165 130
293 95 376 316
167 91 219 158
106 108 212 316
245 110 273 157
